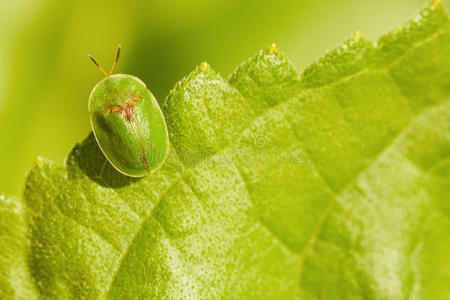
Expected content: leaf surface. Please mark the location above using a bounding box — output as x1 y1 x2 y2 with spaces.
1 2 449 299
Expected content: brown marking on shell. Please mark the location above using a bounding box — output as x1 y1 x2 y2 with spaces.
104 95 142 122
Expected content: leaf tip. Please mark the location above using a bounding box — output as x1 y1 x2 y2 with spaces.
268 43 279 54
35 156 44 166
199 61 211 72
353 31 362 40
431 0 441 8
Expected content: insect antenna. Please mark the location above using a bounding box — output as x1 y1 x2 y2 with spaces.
87 54 108 77
110 44 121 75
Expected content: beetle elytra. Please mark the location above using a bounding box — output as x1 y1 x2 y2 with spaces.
87 45 169 177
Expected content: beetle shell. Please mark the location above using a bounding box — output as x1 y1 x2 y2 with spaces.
89 74 169 177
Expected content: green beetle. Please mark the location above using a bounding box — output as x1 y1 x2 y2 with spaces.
87 45 169 177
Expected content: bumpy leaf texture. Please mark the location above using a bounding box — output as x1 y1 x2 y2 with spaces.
1 1 449 299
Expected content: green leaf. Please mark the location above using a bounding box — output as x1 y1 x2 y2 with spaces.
0 196 38 299
2 1 450 298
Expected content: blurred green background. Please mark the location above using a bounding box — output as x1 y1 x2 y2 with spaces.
0 0 427 195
